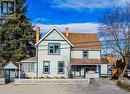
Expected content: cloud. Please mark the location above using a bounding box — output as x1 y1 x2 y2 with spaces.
34 23 100 34
32 17 45 23
51 0 129 10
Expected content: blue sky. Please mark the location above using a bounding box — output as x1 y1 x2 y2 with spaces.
26 0 128 33
26 0 112 24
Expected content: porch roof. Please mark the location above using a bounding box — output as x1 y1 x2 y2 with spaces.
20 57 36 63
71 58 102 65
4 61 18 69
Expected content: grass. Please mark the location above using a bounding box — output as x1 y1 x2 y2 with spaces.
117 80 130 92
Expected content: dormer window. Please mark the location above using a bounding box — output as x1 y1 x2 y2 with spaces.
48 43 60 55
83 50 88 58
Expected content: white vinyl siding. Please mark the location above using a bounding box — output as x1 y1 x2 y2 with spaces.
88 51 101 59
38 42 70 78
71 50 101 59
71 51 83 58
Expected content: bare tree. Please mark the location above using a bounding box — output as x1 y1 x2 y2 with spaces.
99 4 130 79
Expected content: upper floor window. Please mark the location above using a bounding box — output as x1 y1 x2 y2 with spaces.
1 1 14 15
83 50 88 58
48 43 60 55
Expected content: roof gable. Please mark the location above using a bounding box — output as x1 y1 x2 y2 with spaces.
44 29 64 40
35 27 73 46
4 61 18 69
20 57 36 63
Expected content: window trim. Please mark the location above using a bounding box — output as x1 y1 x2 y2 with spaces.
83 50 88 58
48 43 60 55
58 61 64 74
43 61 50 74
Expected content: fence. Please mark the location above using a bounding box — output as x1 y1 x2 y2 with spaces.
14 79 90 85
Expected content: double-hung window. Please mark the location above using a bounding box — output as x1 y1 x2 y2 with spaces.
28 63 34 72
48 43 60 55
43 61 50 74
83 50 88 58
58 61 64 74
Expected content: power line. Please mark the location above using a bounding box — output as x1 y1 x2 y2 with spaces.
0 41 127 53
0 38 127 48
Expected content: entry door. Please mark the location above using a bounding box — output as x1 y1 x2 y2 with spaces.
75 66 81 77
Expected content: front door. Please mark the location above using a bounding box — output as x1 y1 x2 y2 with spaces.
75 66 81 77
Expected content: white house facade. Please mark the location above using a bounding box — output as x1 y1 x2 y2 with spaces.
20 27 108 79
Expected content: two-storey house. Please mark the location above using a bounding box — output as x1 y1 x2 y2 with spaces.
20 27 108 79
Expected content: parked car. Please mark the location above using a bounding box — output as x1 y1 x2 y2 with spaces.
124 69 130 77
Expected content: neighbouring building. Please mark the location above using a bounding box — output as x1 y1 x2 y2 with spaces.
4 61 19 82
102 55 120 68
20 27 108 79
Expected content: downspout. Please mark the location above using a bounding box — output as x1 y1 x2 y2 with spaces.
36 45 38 79
98 65 101 79
84 65 86 78
107 63 108 77
69 46 72 78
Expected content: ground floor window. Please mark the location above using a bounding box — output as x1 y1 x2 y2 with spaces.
43 61 50 74
58 61 64 74
22 63 35 72
86 65 97 73
28 63 35 72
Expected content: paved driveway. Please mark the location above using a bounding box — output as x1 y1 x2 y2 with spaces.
0 79 129 94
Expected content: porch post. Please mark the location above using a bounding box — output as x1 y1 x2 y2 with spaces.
9 69 10 80
84 65 86 78
98 65 101 79
4 69 6 78
18 62 20 81
15 69 16 78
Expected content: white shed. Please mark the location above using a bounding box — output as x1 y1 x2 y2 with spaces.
4 61 18 82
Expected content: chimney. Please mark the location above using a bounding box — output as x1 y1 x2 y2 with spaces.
35 26 40 43
65 27 69 37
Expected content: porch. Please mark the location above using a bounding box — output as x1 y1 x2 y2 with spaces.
71 59 101 79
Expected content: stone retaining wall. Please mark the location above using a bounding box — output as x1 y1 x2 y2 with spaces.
14 79 90 85
0 78 5 84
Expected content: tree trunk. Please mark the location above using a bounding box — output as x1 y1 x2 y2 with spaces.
120 57 128 79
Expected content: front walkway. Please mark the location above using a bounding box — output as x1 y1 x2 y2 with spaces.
0 79 129 94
